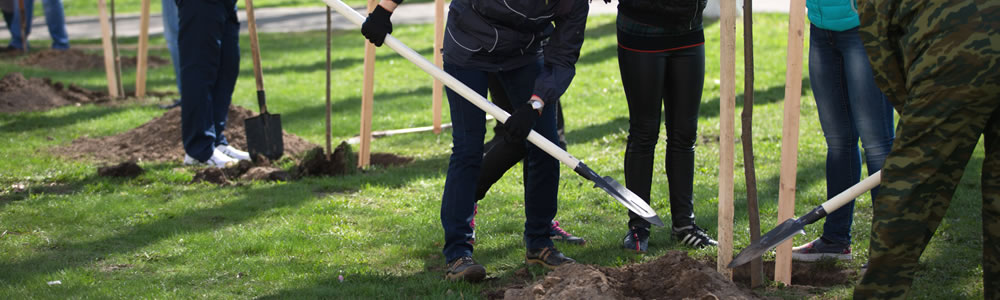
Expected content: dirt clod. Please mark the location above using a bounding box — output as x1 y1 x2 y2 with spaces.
240 166 290 182
295 143 351 177
192 168 230 186
97 161 144 178
18 49 168 72
0 73 109 113
370 152 414 167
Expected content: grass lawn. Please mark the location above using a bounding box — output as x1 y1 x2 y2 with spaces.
0 13 987 299
50 0 431 17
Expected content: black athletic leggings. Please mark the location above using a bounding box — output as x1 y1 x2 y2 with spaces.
619 44 705 229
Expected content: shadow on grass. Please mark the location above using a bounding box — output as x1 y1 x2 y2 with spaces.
700 78 812 120
0 106 128 133
279 86 433 131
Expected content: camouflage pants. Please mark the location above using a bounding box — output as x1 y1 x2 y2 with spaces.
854 0 1000 299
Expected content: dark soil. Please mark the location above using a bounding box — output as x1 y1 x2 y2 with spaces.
0 73 109 113
295 144 351 177
97 161 144 178
192 168 230 185
17 49 169 72
497 251 762 300
240 166 291 182
729 259 856 287
370 152 414 167
53 105 317 163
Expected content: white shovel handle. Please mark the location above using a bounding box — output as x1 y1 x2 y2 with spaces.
325 0 582 169
821 170 882 213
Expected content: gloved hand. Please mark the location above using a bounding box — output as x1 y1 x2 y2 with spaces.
502 103 541 143
361 5 393 47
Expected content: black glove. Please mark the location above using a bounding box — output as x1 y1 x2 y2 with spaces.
475 138 527 201
361 5 393 47
502 103 540 143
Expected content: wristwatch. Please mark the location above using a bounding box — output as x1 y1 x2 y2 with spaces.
528 99 544 113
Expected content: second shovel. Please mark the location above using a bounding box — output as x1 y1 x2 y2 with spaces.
243 0 284 161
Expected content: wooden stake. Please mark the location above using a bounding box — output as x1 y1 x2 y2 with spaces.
358 0 378 168
741 0 763 288
775 0 807 285
17 0 25 54
431 0 444 134
136 0 150 99
110 0 125 98
326 6 333 160
718 0 737 280
97 0 120 98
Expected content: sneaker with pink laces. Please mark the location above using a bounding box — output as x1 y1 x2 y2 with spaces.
549 221 585 245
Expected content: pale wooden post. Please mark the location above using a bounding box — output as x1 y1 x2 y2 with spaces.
717 0 737 280
136 0 150 99
358 0 378 168
98 0 120 98
775 0 807 285
431 0 444 134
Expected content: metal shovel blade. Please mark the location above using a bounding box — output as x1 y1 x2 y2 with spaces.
245 112 284 161
728 218 804 268
600 175 665 227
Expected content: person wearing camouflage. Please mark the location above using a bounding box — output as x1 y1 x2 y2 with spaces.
854 0 1000 298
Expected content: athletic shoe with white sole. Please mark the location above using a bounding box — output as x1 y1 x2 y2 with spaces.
184 149 237 168
216 145 251 161
792 237 852 261
672 225 718 249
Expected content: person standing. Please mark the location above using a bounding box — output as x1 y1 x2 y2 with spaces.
362 0 588 282
789 0 895 262
616 0 717 252
854 0 999 298
177 0 250 167
159 0 183 109
3 0 70 51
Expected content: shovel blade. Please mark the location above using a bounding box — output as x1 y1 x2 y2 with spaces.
728 218 805 268
245 113 285 161
594 175 664 227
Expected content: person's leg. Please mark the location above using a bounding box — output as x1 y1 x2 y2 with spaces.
162 0 182 93
662 45 704 229
40 0 68 49
618 46 665 230
211 5 240 148
9 0 34 50
440 62 489 263
178 0 225 161
808 24 862 247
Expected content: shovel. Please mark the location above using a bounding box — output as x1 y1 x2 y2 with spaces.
728 170 882 268
243 0 284 161
325 0 663 226
17 0 26 54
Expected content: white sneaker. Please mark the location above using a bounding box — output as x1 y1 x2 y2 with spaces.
184 149 237 168
216 145 251 161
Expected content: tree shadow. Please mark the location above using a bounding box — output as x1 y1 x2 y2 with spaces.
699 78 812 119
279 85 433 131
0 106 128 133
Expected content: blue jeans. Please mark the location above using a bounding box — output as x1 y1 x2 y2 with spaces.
440 59 559 262
7 0 70 50
178 0 239 161
808 24 895 245
162 0 182 93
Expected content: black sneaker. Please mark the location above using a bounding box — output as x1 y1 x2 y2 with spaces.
445 256 486 282
549 221 586 245
791 237 852 261
525 246 575 269
672 225 718 248
622 226 650 253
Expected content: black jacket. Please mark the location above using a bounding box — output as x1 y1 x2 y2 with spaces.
618 0 707 33
443 0 589 103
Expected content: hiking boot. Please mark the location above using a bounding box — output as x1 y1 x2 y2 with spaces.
445 256 486 282
216 145 251 161
622 226 650 253
549 221 586 245
792 237 852 261
673 225 718 248
183 149 237 168
468 204 478 244
525 246 575 269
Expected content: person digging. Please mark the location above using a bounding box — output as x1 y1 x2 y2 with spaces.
362 0 589 282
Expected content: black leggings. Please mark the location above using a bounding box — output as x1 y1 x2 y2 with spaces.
619 44 705 229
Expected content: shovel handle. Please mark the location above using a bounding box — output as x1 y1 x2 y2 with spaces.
820 170 882 214
245 0 267 113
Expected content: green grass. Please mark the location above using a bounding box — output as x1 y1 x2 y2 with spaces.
48 0 434 17
0 13 987 299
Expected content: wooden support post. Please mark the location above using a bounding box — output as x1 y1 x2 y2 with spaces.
742 0 764 288
358 0 378 168
136 0 150 99
17 0 25 54
775 0 807 285
717 0 737 279
110 0 125 98
431 0 444 134
97 0 120 98
326 6 333 159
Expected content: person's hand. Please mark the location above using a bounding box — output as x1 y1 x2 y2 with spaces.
361 4 393 46
502 103 541 143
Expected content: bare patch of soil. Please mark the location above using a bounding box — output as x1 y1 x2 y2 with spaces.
18 49 169 72
97 161 144 178
729 259 856 287
370 152 414 167
0 73 109 113
498 251 762 300
53 106 317 163
192 168 230 185
294 144 350 177
240 166 290 182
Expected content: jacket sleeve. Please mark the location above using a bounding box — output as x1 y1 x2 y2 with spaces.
532 0 589 103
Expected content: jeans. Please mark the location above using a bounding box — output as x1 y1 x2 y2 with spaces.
440 59 559 263
178 0 239 161
808 24 895 245
7 0 69 50
619 44 705 229
162 0 182 93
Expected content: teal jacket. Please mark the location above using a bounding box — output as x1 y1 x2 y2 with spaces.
806 0 860 31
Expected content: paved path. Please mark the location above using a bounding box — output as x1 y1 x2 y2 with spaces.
1 0 790 42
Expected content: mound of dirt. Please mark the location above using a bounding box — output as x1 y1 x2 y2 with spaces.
192 168 230 185
53 105 317 163
97 161 144 178
295 144 351 177
18 49 169 72
0 73 109 113
371 152 414 167
500 251 761 300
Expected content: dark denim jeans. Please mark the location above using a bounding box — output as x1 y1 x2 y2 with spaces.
440 59 559 262
7 0 70 50
809 24 895 245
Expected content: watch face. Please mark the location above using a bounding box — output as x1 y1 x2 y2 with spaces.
531 100 543 110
